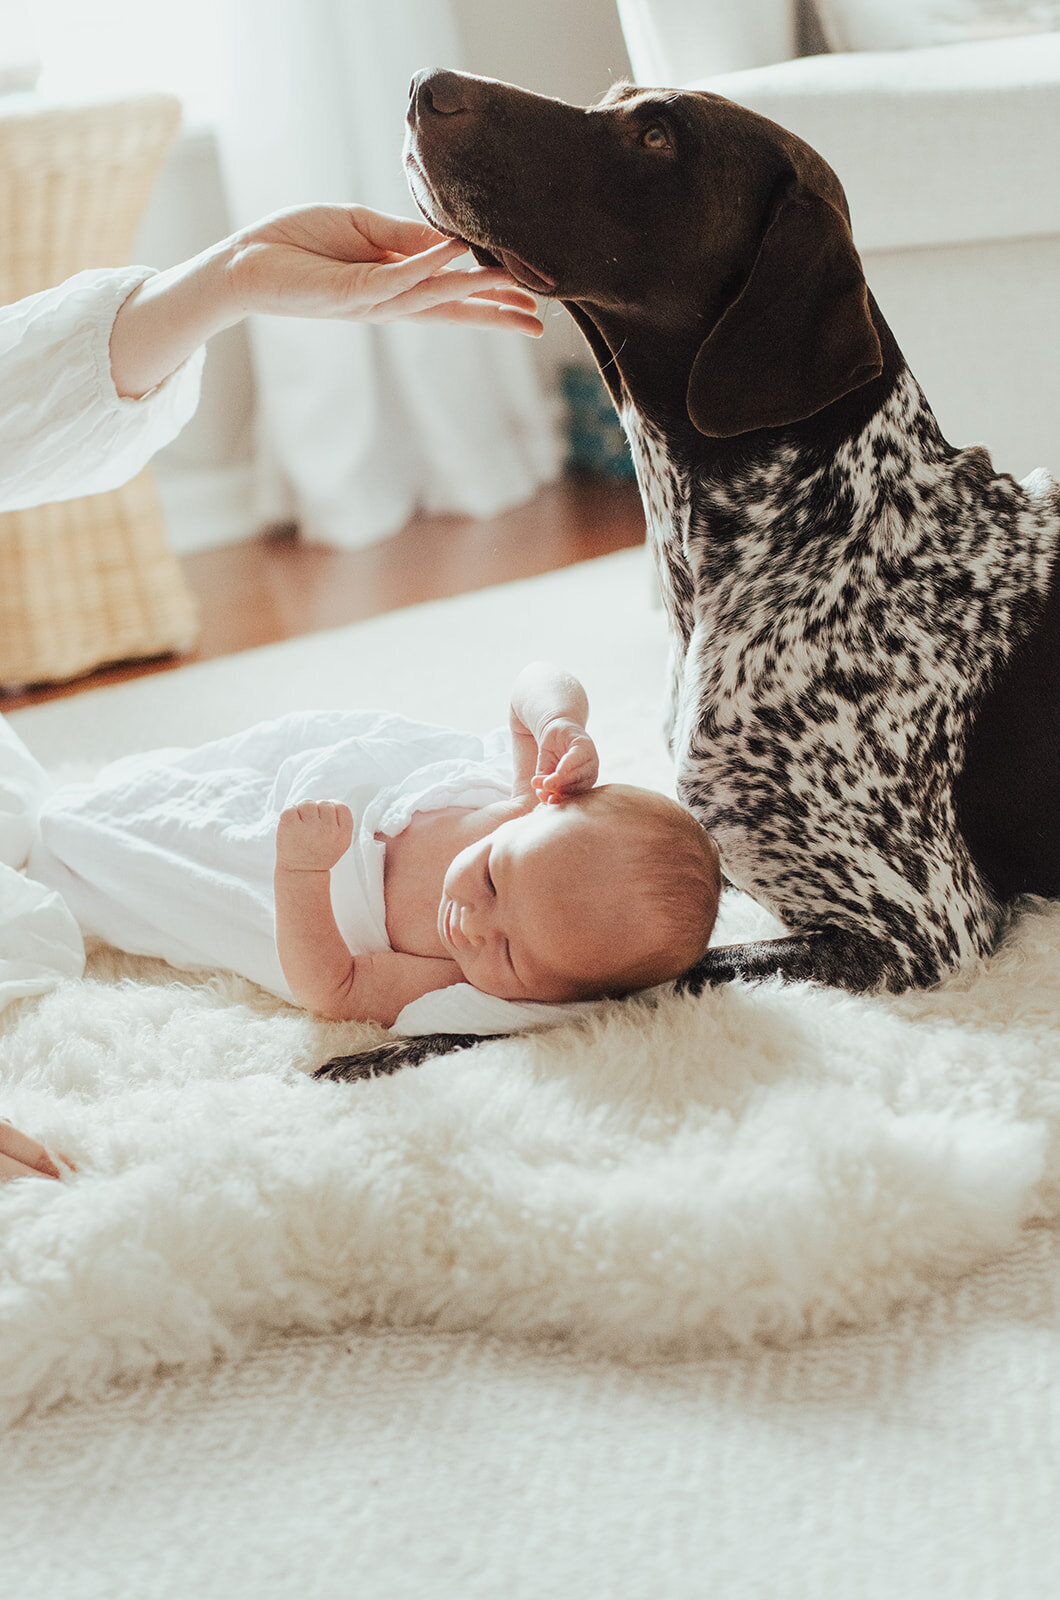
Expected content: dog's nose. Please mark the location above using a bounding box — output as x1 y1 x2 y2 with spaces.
409 68 471 120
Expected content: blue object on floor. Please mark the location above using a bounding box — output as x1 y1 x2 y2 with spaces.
561 364 636 479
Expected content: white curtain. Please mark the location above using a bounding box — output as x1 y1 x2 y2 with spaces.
213 0 563 547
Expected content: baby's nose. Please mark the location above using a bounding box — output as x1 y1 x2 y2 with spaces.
460 903 492 946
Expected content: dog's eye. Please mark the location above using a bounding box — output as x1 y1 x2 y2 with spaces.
640 123 672 152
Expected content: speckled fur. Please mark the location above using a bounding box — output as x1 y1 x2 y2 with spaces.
625 369 1060 991
319 71 1060 1080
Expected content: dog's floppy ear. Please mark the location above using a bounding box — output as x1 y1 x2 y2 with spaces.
687 186 883 438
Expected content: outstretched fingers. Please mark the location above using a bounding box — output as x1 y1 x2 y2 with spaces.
371 256 538 309
366 265 542 333
376 236 468 281
342 207 459 259
409 299 543 336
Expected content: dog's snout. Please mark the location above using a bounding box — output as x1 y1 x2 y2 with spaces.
409 68 472 122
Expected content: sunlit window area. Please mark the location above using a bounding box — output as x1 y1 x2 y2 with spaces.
16 1 220 120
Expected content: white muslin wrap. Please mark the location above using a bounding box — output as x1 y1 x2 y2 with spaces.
11 710 601 1035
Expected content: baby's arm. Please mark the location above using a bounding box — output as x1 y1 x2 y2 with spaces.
509 662 600 803
274 803 461 1025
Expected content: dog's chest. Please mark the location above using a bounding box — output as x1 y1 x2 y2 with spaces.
623 406 695 651
621 381 1060 976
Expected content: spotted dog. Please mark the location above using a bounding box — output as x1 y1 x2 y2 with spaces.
317 69 1060 1080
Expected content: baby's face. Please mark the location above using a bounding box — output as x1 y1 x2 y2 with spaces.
437 802 625 1002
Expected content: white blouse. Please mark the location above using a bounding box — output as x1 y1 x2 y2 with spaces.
0 266 205 513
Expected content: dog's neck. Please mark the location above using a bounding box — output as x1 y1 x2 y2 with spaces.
624 362 960 580
607 299 975 557
578 291 919 480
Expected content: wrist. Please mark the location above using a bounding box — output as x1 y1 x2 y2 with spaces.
109 237 243 399
535 711 582 743
190 234 246 334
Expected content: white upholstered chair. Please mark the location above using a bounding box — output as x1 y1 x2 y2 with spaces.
614 0 1060 477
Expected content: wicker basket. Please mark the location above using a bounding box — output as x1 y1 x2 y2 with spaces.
0 94 200 688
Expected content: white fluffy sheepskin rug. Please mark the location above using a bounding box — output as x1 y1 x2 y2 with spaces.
2 884 1058 1427
2 551 1058 1427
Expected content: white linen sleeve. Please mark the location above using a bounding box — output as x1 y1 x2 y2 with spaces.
0 267 205 514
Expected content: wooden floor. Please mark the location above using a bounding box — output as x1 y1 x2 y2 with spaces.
2 476 645 711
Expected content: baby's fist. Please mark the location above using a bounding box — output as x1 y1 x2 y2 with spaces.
532 719 600 803
276 801 354 871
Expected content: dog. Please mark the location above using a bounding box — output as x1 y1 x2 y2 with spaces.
317 68 1060 1080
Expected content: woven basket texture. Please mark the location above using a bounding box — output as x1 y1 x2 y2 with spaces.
0 95 199 687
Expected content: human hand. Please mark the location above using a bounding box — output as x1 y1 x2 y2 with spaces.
111 202 543 399
0 1117 74 1183
276 802 354 872
225 204 543 335
532 718 600 804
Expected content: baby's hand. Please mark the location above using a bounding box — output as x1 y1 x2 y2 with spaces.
276 802 354 871
532 718 600 803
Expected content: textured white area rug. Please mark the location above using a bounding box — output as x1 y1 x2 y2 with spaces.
3 548 1060 1443
3 1237 1059 1600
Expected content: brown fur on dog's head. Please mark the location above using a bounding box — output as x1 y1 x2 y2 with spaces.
406 71 882 437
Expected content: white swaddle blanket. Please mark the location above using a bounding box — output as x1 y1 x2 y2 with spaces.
4 710 600 1035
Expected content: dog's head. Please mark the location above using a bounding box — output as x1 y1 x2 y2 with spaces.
405 70 882 439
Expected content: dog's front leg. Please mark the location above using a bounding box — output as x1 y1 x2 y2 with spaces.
678 926 915 996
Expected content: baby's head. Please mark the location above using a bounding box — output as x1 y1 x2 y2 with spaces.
437 784 721 1004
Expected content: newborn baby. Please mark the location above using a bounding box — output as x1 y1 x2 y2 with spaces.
276 661 721 1022
25 663 721 1025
